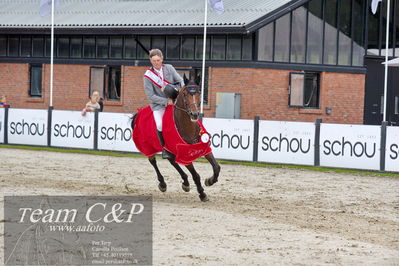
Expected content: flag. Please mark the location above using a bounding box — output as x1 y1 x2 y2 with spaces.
208 0 224 15
371 0 382 14
39 0 60 17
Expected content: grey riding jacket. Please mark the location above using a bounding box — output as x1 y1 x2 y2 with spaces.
143 64 184 111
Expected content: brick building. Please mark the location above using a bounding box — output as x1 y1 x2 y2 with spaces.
0 0 398 124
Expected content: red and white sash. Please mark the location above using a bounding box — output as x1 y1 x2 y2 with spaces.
144 68 171 88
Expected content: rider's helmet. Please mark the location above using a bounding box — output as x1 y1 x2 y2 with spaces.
164 84 179 99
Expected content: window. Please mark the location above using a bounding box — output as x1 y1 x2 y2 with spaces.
182 36 195 59
0 36 6 56
83 36 95 58
57 37 69 57
307 0 323 64
107 66 121 100
195 36 210 60
90 67 106 98
151 36 165 53
274 14 290 62
124 36 136 59
166 36 180 59
1 33 256 62
352 0 365 66
21 37 31 57
211 35 226 60
30 65 42 97
90 66 121 101
45 36 53 57
70 37 82 58
258 23 274 61
289 72 320 108
32 37 44 57
137 36 150 59
323 0 338 64
291 7 307 63
195 67 209 105
97 36 109 58
110 36 123 59
242 34 253 60
227 36 241 60
367 3 379 56
338 0 352 65
8 36 19 56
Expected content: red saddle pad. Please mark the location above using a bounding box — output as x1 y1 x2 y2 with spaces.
132 105 212 165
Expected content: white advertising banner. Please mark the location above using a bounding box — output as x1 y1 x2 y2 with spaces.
385 126 399 172
257 121 315 165
203 118 254 161
51 110 94 149
320 124 380 170
7 109 48 146
98 112 138 152
0 108 4 143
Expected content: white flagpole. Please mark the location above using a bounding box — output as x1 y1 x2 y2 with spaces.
50 0 55 107
383 0 390 122
200 0 208 116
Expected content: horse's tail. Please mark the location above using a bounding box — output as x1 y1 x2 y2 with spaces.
130 113 137 129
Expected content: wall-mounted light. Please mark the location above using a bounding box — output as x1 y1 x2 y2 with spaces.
325 107 332 115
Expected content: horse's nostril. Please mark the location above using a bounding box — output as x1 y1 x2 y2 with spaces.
191 113 199 120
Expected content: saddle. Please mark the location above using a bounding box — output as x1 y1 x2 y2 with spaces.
132 105 212 165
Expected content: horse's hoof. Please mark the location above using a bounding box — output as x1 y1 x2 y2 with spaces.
158 183 167 192
182 183 190 192
205 178 213 187
199 194 209 202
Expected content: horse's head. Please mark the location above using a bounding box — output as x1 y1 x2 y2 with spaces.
176 82 201 122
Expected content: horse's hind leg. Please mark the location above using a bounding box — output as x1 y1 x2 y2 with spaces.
204 153 221 187
185 164 208 202
167 158 190 192
148 156 167 192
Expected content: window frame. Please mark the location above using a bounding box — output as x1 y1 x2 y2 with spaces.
29 64 43 98
288 71 320 108
106 65 122 101
89 66 122 102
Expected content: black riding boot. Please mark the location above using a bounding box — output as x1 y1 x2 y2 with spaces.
157 131 173 159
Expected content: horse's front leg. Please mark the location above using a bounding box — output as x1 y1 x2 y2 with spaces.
167 157 190 192
148 156 167 192
185 163 208 202
204 153 221 187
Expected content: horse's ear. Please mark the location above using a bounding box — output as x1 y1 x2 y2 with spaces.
183 74 189 86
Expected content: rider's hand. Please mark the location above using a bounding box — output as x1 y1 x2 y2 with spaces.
167 99 174 105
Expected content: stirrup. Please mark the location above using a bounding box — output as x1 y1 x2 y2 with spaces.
162 149 173 159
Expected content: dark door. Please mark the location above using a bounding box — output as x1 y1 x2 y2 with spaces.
388 67 399 126
364 58 399 125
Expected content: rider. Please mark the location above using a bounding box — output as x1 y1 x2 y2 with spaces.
143 49 184 159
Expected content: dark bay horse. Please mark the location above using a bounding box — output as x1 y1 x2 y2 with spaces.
131 83 221 202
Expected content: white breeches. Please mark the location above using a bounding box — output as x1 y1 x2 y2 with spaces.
153 108 165 132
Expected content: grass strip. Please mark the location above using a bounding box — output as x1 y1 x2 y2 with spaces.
1 144 398 177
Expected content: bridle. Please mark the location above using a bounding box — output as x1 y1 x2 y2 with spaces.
174 85 201 118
